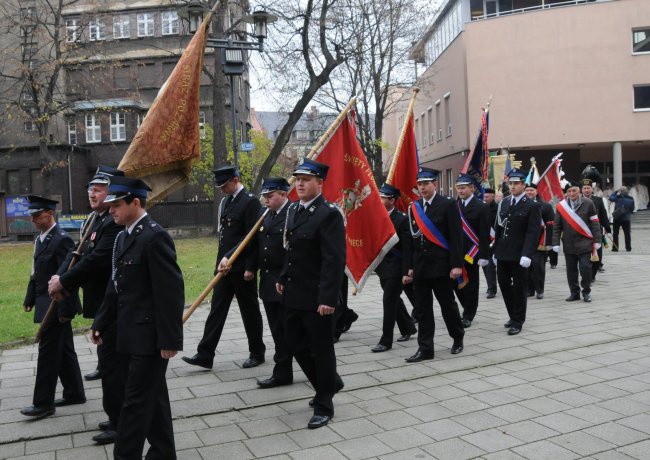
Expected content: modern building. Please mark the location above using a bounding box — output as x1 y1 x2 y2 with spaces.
384 0 650 195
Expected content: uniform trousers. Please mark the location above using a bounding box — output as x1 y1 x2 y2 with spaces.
98 324 125 428
285 309 338 417
413 277 464 355
482 259 497 295
263 300 293 382
565 252 592 296
613 220 631 251
114 354 175 460
33 320 84 407
197 271 265 362
497 261 529 327
454 263 480 321
527 251 548 296
378 277 417 346
548 250 558 267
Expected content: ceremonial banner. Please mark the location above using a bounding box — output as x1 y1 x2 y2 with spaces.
461 107 489 198
118 16 210 204
292 112 398 292
537 154 565 205
388 114 419 212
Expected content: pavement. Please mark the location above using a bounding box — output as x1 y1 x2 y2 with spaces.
1 211 649 459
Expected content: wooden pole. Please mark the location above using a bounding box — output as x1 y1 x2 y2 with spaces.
386 87 419 185
35 212 99 343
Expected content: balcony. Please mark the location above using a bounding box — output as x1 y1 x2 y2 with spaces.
470 0 601 21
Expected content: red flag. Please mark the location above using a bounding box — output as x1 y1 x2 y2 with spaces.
118 16 209 203
537 156 564 203
290 112 398 292
388 113 419 212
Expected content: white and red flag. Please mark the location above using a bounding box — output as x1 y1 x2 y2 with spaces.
536 153 565 205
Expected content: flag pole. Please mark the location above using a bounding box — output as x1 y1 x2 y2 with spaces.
461 95 492 174
183 98 357 323
386 87 420 184
538 152 563 181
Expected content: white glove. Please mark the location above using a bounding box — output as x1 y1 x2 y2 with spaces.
552 246 560 253
492 255 497 266
595 243 602 250
519 256 531 268
478 259 489 267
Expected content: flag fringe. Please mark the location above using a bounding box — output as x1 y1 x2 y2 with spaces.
345 232 399 293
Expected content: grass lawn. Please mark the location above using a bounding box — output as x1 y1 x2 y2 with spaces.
0 237 216 345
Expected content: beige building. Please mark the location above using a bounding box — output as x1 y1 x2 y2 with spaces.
384 0 650 195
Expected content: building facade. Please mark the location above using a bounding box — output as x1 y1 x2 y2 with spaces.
384 0 650 195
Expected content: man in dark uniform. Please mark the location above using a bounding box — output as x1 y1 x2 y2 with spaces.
524 182 554 300
20 196 85 419
407 167 465 362
493 169 541 336
581 178 611 280
183 166 266 369
453 174 491 328
92 176 184 459
237 177 294 388
371 183 417 353
276 158 345 429
552 180 601 302
48 165 124 444
482 188 498 299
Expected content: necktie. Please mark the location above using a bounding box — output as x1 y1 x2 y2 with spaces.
423 201 429 212
297 205 305 216
512 197 516 206
224 195 233 208
270 211 277 221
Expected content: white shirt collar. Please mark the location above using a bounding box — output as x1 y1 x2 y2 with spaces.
127 212 148 235
232 183 244 198
511 193 524 205
39 223 57 242
300 194 321 209
423 192 436 206
464 195 474 206
274 199 289 214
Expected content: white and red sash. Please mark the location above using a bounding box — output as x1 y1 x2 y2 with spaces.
457 201 479 264
556 199 599 260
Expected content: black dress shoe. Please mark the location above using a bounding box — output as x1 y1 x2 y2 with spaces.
550 265 557 269
396 334 412 342
54 397 86 407
20 405 55 418
371 344 391 353
451 340 464 355
504 319 514 328
256 376 292 389
405 350 433 363
461 318 472 328
84 369 101 381
565 294 580 302
536 292 544 299
341 311 359 333
598 267 605 273
527 292 535 298
92 430 117 445
307 414 331 429
242 356 265 369
486 292 496 299
583 294 592 302
98 421 114 431
181 354 213 369
508 326 522 335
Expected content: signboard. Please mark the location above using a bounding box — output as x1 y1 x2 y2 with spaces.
5 196 33 234
240 142 255 152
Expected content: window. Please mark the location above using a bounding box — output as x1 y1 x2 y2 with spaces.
24 106 37 131
7 170 20 195
68 119 77 144
89 20 106 41
66 19 79 42
435 100 441 141
136 113 143 130
633 85 650 111
444 92 451 137
85 114 101 143
414 117 420 148
427 108 434 145
137 13 154 37
295 130 309 141
113 16 130 39
420 113 427 147
199 111 206 139
110 112 126 141
161 11 179 35
633 28 650 54
446 169 453 196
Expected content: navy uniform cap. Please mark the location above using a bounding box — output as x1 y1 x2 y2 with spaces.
293 158 329 180
455 173 475 186
88 165 124 186
416 167 439 182
484 187 496 194
379 183 400 199
213 166 239 187
261 177 290 194
105 176 152 203
506 168 527 182
26 195 58 215
525 182 537 189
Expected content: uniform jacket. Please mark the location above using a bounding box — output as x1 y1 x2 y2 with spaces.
456 196 492 262
493 195 542 261
239 200 291 303
409 194 463 279
94 215 184 355
217 188 262 273
24 224 81 323
537 199 555 248
552 197 602 255
58 210 121 318
375 208 411 280
590 195 611 236
279 195 345 311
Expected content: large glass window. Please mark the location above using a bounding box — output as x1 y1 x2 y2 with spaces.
161 11 179 35
633 85 650 111
66 19 79 42
89 19 106 41
137 13 154 37
113 16 130 39
633 28 650 54
85 114 101 143
68 119 77 144
110 112 126 141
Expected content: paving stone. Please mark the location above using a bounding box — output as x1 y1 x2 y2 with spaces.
25 435 73 454
501 420 560 442
329 418 383 439
451 410 508 431
6 453 55 460
534 412 594 433
565 404 624 424
518 396 573 415
373 426 433 451
511 439 580 460
0 441 25 458
461 428 524 452
597 398 650 416
286 426 343 449
195 424 247 445
243 433 300 457
551 431 617 456
331 435 393 459
415 418 472 441
55 446 108 460
196 441 253 459
547 388 602 407
584 422 648 446
378 447 435 460
238 418 292 438
486 403 542 423
354 396 405 415
176 448 202 460
437 395 490 414
366 410 421 431
618 440 650 460
404 402 457 422
174 431 204 450
288 444 348 460
420 437 486 460
591 450 638 460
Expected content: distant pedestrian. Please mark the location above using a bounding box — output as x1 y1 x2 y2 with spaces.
609 187 635 252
